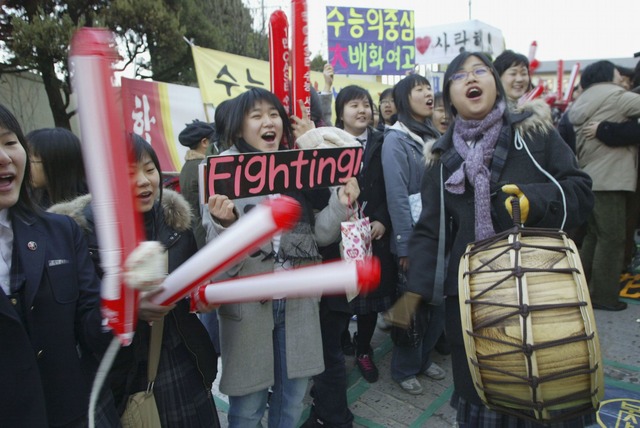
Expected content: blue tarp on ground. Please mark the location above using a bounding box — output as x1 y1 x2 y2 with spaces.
597 383 640 427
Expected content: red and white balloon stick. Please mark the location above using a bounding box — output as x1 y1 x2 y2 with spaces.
528 40 540 73
563 63 581 102
191 258 381 307
269 10 290 114
69 28 145 346
518 83 545 105
150 196 301 306
290 0 310 120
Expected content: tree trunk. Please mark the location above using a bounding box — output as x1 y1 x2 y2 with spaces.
39 58 71 129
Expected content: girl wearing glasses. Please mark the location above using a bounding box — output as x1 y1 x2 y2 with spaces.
376 88 397 132
406 51 594 426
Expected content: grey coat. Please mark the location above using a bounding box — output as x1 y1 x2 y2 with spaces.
203 145 349 396
381 122 436 257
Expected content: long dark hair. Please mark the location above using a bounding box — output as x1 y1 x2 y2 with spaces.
131 133 163 202
334 85 374 131
26 127 87 206
222 88 293 150
443 51 507 119
0 104 39 217
393 74 439 140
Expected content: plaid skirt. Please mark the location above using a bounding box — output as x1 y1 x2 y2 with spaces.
349 293 395 315
452 394 598 428
129 341 220 427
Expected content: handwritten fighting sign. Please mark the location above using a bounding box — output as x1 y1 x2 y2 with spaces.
205 147 363 199
326 7 415 75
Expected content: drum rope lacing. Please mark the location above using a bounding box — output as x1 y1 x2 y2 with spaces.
462 225 601 420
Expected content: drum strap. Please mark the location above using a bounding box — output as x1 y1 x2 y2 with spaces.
430 164 446 306
514 129 567 229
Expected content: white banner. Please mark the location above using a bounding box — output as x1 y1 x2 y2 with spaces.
414 20 505 65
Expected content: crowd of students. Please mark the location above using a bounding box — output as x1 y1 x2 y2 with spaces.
1 48 639 427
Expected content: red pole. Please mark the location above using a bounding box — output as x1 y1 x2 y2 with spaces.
557 59 564 100
269 10 290 114
291 0 310 120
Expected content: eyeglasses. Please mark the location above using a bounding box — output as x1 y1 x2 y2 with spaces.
380 99 394 106
449 66 491 83
30 159 42 164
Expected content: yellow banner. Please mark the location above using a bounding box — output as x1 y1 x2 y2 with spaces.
191 45 390 110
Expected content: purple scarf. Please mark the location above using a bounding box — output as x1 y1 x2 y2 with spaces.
445 101 506 240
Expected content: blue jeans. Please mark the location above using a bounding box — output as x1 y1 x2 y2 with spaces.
228 299 309 428
308 298 354 427
390 301 445 382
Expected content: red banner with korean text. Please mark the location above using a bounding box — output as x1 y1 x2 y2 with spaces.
120 77 207 173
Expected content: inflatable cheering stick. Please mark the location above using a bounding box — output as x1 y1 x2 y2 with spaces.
270 10 290 113
69 28 145 345
151 195 301 306
191 257 381 306
291 0 310 120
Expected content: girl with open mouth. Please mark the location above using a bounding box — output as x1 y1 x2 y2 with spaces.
405 51 595 427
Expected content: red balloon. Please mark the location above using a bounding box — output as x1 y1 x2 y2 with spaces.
529 59 540 73
269 10 290 114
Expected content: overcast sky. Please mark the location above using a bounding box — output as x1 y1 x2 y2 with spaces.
245 0 639 62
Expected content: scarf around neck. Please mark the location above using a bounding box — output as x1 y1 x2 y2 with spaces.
444 101 506 240
397 112 440 143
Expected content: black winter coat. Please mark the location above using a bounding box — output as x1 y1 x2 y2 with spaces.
50 190 218 412
406 101 594 408
0 210 114 427
355 127 396 302
407 102 594 302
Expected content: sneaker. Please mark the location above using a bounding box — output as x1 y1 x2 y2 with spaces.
356 353 379 383
424 362 446 380
376 313 391 331
398 376 423 395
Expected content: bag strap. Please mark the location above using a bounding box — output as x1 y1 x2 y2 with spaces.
430 163 446 306
146 317 164 392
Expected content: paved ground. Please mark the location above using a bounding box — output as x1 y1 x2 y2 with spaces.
212 297 640 427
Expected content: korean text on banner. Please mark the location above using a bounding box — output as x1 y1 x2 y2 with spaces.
414 20 505 65
326 7 415 75
191 45 391 109
121 77 207 173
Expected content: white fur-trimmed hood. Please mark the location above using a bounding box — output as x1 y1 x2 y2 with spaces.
48 188 193 234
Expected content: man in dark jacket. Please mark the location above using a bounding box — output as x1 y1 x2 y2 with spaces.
178 120 217 249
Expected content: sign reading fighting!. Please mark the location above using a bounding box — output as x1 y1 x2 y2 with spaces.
205 147 363 199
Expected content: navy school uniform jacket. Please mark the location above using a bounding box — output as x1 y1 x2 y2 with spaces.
0 210 112 427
